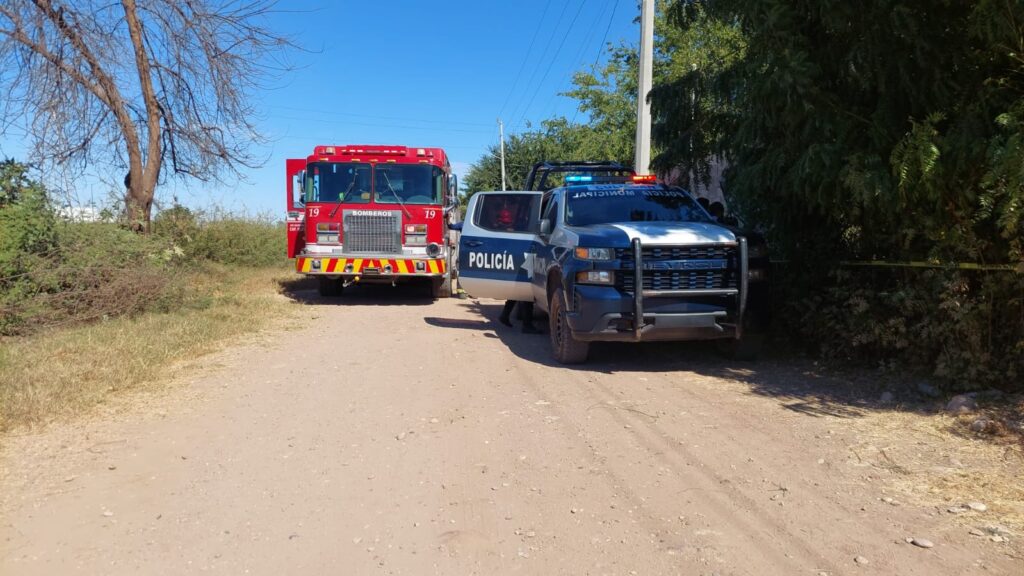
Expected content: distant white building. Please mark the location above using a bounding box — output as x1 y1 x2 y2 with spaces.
56 205 102 222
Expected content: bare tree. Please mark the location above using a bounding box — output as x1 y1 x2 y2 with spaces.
0 0 292 231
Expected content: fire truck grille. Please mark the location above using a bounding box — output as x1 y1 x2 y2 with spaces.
342 210 402 253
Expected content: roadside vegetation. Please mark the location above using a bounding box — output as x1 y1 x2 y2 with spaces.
0 160 296 430
463 0 1024 397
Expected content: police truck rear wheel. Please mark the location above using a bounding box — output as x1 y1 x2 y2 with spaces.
318 276 343 298
549 287 589 364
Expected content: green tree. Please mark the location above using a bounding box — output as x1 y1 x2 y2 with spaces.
0 159 56 279
652 0 1024 266
649 0 1024 387
462 122 587 198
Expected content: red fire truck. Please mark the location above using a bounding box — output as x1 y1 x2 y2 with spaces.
285 145 458 298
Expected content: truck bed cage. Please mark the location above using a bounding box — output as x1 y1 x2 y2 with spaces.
525 161 634 192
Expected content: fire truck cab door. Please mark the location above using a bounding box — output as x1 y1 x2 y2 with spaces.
458 191 542 301
286 158 306 259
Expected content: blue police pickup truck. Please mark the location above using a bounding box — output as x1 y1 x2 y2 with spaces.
456 176 768 364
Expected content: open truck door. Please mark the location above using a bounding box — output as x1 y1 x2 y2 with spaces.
457 191 542 301
285 158 306 259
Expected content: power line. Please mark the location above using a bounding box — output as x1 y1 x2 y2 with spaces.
543 0 614 122
511 0 590 131
571 0 620 125
504 0 574 129
265 113 495 135
497 0 553 120
270 135 488 153
264 104 494 128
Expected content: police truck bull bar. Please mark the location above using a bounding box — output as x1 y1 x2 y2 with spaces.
629 237 748 341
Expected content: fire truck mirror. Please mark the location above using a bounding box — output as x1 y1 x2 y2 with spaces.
292 171 305 207
449 174 458 199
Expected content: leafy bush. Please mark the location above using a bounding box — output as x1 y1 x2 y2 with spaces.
185 214 286 267
779 266 1023 391
1 164 287 336
1 221 190 335
0 160 57 280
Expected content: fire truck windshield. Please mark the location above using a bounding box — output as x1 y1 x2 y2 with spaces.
375 165 442 205
304 162 443 205
305 162 372 203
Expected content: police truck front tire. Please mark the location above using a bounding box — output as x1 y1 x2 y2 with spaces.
318 276 343 298
549 287 589 364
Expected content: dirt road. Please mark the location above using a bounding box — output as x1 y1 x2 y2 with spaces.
2 286 1020 575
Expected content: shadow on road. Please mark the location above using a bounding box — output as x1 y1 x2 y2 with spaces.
278 276 435 307
426 298 943 422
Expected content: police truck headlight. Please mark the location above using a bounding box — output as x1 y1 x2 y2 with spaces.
576 270 615 285
574 247 613 261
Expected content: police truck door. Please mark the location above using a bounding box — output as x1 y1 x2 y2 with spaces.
458 192 541 301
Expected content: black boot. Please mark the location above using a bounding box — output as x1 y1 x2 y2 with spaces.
499 301 515 327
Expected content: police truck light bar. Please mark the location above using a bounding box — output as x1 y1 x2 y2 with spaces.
632 174 657 183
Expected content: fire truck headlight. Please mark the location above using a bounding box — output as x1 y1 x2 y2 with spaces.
427 243 441 257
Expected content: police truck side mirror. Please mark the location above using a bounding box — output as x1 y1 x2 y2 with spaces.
539 220 551 236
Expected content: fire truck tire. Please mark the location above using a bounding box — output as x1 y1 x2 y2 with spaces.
317 276 343 298
430 274 451 299
549 287 589 364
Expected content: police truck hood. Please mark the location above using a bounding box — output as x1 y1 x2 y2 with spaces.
568 222 736 247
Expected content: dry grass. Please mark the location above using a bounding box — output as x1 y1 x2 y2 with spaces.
0 265 299 432
848 408 1024 533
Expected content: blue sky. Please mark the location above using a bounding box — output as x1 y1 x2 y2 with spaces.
0 0 640 215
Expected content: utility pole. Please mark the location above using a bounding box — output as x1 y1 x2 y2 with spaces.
634 0 654 175
498 118 507 191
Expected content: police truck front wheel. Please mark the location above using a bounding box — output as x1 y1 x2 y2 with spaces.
318 276 343 298
549 287 589 364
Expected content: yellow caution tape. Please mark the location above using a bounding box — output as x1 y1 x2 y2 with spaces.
839 260 1021 272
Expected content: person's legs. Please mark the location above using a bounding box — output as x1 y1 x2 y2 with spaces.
519 301 541 334
499 300 515 327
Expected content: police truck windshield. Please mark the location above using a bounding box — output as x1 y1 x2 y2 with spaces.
565 186 713 226
304 162 442 205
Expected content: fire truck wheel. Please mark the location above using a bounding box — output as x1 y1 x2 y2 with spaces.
429 275 451 299
317 276 344 298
